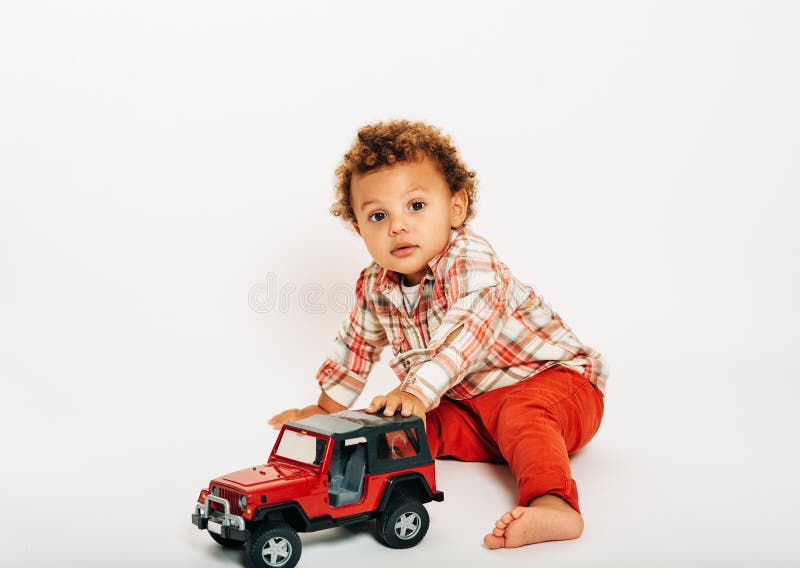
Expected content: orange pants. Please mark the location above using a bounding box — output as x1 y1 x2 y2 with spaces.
425 365 604 513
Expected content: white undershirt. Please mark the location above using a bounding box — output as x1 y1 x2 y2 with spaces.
400 277 421 315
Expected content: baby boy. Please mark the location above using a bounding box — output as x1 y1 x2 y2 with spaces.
270 120 608 548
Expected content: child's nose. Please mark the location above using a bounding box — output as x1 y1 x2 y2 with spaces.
389 216 408 235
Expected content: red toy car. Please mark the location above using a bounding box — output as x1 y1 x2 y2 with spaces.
192 410 444 568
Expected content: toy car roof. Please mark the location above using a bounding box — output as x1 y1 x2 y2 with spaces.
286 410 422 440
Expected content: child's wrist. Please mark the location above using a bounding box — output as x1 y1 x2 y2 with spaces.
317 391 347 414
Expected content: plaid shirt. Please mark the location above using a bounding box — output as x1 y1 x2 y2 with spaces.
316 225 608 410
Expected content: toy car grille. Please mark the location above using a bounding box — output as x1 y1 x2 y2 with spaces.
210 486 244 515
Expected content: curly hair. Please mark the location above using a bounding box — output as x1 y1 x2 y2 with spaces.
331 120 478 225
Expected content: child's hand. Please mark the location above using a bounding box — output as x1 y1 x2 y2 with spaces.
366 388 427 428
268 392 348 430
268 405 327 430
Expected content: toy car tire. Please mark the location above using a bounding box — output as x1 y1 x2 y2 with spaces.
375 494 430 549
246 522 302 568
209 531 244 548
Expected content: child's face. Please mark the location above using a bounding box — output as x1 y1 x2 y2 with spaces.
350 157 467 286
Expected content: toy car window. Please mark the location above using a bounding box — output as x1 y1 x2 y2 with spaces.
275 429 327 467
376 430 419 462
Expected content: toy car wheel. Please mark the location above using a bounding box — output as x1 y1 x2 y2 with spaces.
247 522 301 568
375 494 429 549
209 531 244 548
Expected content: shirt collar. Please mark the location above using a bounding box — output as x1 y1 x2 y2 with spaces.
371 224 466 294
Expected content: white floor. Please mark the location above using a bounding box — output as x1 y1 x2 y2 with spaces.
3 346 798 567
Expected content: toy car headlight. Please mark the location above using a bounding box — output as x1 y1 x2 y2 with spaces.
211 486 218 496
239 495 248 509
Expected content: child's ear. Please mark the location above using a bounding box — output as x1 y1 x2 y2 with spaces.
351 220 362 236
450 188 468 228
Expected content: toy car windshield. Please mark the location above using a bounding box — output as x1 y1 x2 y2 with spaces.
273 428 328 467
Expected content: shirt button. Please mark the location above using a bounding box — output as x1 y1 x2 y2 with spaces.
403 361 411 369
325 369 332 375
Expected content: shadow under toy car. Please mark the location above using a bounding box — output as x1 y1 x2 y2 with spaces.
192 410 443 568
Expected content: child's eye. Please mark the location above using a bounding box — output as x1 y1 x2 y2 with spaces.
368 212 386 222
409 201 425 212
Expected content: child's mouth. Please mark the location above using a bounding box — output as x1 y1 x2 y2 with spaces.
391 246 417 258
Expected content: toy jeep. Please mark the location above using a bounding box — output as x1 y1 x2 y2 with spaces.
192 410 443 568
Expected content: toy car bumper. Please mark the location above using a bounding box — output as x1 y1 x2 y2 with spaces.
192 495 250 542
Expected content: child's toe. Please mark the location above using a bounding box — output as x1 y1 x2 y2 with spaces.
483 533 505 549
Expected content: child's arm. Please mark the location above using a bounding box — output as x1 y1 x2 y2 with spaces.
268 391 347 429
363 326 462 428
395 247 510 411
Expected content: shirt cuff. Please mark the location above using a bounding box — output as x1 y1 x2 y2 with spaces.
399 348 460 410
316 359 366 408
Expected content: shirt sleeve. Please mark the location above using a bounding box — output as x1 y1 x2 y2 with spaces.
399 246 509 409
316 267 388 407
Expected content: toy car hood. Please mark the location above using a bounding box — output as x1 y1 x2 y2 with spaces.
219 461 317 490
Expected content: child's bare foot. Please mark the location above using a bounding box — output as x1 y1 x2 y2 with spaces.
483 495 584 549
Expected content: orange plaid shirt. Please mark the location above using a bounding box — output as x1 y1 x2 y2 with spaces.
316 225 608 410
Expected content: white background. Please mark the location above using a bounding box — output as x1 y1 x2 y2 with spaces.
1 1 798 566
